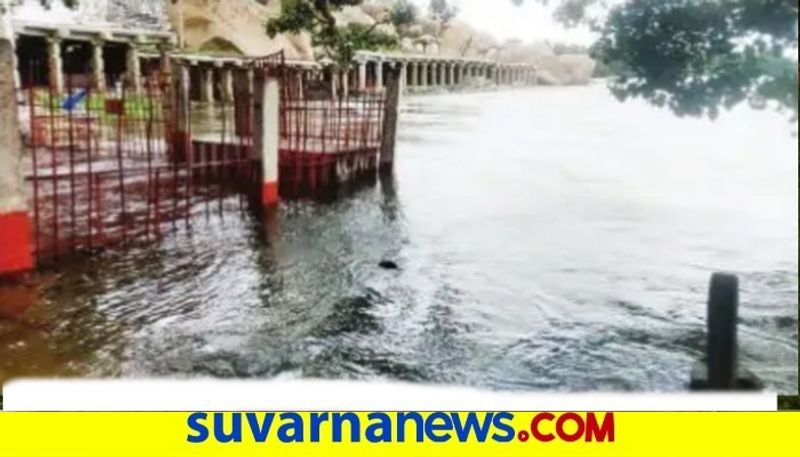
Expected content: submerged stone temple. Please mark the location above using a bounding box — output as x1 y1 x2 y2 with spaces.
2 0 173 91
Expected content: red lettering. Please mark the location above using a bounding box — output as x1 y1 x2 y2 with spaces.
531 413 556 442
585 413 615 443
556 413 585 442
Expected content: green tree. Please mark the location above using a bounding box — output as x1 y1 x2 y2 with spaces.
390 0 418 28
595 0 798 120
530 0 798 120
266 0 398 67
429 0 459 28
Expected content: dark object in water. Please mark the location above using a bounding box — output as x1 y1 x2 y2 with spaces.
689 272 763 391
379 260 400 270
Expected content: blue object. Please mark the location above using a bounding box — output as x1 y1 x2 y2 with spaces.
62 89 88 111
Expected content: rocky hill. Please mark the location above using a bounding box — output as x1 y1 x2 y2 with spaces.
171 0 595 84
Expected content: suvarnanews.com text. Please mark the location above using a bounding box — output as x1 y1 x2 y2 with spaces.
187 412 615 444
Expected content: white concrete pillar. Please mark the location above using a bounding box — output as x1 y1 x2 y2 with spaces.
91 38 106 90
437 62 445 86
47 36 63 92
0 38 34 275
358 61 367 92
127 43 142 93
375 60 384 89
200 66 214 103
420 62 428 87
255 75 280 207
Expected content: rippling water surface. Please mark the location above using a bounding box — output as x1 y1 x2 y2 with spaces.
2 84 797 393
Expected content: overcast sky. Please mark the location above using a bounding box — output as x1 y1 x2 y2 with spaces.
410 0 596 45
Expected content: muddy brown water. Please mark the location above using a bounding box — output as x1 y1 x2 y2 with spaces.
1 84 797 393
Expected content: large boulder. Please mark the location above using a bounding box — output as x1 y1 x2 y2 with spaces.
400 37 416 52
534 53 596 85
403 23 425 38
171 0 314 60
375 22 399 39
437 21 499 59
556 54 597 85
360 1 392 22
497 40 555 63
335 6 376 27
417 17 442 37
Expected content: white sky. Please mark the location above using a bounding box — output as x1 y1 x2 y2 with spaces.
410 0 596 45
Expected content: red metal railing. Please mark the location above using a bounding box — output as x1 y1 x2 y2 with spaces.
21 67 260 264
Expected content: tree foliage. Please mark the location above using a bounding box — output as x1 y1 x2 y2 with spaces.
266 0 398 67
269 0 798 119
530 0 798 119
390 0 418 28
594 0 798 120
429 0 459 28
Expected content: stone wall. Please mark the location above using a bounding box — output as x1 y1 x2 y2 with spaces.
107 0 168 30
170 0 313 59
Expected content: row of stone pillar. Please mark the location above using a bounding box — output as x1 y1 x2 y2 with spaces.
195 64 240 104
39 35 143 93
189 58 539 104
355 59 538 92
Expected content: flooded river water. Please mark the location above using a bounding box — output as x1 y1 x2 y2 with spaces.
1 83 797 393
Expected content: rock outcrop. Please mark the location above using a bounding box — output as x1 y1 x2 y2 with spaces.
497 40 596 85
170 0 313 59
168 0 596 84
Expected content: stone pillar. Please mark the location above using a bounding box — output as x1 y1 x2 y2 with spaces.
0 38 34 275
329 68 339 99
399 62 407 94
200 66 214 103
341 68 350 99
221 67 234 103
375 60 384 89
420 62 428 87
358 61 367 92
47 36 63 92
91 38 106 91
438 62 445 86
126 43 142 93
380 66 400 173
254 73 280 207
446 63 454 86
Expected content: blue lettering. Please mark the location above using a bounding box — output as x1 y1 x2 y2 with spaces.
452 413 493 442
397 412 425 442
491 412 516 442
246 413 275 443
365 413 393 443
187 412 209 444
425 412 454 443
332 413 361 442
277 413 304 442
213 413 242 443
310 412 329 442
